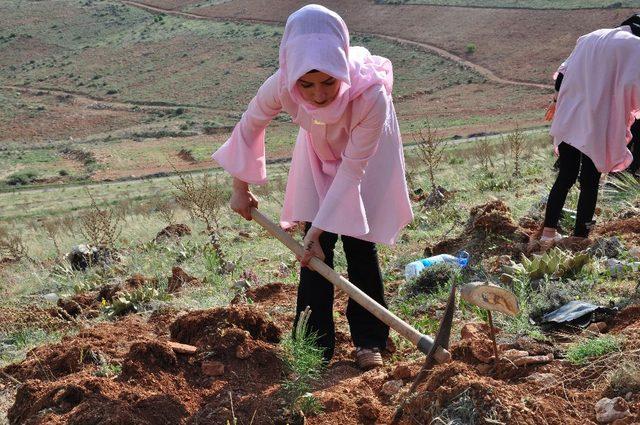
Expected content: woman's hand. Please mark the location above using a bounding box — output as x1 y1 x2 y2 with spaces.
298 226 325 270
545 97 557 121
230 178 259 220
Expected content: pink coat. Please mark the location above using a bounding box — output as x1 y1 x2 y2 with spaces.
212 5 412 245
551 26 640 173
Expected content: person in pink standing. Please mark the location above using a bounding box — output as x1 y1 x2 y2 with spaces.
212 4 413 369
541 14 640 241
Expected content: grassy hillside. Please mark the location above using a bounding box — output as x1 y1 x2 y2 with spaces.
376 0 640 9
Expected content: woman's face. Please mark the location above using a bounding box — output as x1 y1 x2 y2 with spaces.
296 71 340 107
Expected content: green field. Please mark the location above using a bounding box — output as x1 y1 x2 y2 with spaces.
377 0 640 8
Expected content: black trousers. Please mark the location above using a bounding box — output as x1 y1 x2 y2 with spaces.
294 223 389 361
544 142 601 237
628 119 640 173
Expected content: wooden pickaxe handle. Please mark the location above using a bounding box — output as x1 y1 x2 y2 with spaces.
250 208 451 364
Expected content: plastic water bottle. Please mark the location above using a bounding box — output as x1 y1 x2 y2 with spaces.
404 251 469 281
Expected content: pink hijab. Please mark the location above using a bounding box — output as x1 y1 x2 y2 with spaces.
278 4 393 124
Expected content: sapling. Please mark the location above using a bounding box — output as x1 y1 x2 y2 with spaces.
280 307 325 416
80 189 123 248
170 169 230 273
413 121 448 193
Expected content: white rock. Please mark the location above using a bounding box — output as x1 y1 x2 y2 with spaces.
381 379 403 396
595 397 630 423
43 293 60 303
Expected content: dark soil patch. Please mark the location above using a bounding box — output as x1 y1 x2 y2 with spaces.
154 223 192 242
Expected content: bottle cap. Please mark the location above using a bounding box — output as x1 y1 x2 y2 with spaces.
456 250 470 268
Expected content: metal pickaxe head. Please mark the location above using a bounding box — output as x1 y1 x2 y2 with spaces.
402 282 457 407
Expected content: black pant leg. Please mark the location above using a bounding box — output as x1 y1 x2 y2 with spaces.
574 153 601 237
341 235 389 350
629 120 640 173
294 223 338 361
543 142 581 229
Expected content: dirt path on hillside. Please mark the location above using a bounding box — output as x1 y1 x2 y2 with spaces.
119 0 554 91
0 84 239 115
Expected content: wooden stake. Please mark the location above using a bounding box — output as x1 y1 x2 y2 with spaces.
487 310 500 369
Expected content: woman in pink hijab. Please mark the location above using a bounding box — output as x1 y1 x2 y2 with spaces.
212 4 412 368
541 14 640 241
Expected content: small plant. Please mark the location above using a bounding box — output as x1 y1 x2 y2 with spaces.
42 219 63 258
104 286 169 317
566 335 622 366
413 121 448 192
473 136 494 170
466 43 477 54
80 189 123 248
94 363 122 377
503 247 591 281
280 307 325 417
502 127 526 177
430 388 479 424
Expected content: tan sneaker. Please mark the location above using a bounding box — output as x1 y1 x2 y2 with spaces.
540 232 564 242
356 347 383 370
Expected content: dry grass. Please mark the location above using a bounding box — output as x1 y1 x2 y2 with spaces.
0 226 30 262
79 189 123 248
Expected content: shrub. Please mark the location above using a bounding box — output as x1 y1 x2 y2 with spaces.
5 170 39 186
566 335 622 366
79 189 123 248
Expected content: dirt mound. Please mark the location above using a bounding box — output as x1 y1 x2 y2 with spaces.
595 217 640 245
4 307 288 425
167 266 200 293
401 361 592 425
4 316 152 382
232 281 296 305
170 305 282 347
154 223 192 242
429 199 530 262
609 304 640 333
121 341 178 379
468 199 520 235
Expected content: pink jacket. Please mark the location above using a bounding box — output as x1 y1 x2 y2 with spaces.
211 70 413 245
551 26 640 173
212 5 412 245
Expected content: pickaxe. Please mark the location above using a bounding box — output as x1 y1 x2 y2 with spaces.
250 208 453 364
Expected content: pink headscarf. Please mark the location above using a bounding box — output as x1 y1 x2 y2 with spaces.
278 4 393 124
